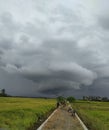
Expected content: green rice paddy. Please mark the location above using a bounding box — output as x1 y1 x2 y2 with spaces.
0 97 56 130
73 101 109 130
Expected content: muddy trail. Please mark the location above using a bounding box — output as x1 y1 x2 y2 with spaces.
38 106 84 130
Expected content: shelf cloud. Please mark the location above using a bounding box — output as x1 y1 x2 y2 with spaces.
0 0 109 97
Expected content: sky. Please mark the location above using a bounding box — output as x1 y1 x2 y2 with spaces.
0 0 109 98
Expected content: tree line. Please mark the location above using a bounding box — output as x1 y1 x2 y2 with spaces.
83 96 109 102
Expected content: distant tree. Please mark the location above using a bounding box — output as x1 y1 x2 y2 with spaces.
83 96 85 100
0 89 7 97
1 89 5 95
83 96 109 102
57 96 66 103
67 96 75 103
102 97 108 102
83 96 89 100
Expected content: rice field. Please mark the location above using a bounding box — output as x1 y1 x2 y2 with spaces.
0 97 56 130
72 101 109 130
1 97 109 130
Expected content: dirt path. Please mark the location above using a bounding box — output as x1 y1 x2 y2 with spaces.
40 107 84 130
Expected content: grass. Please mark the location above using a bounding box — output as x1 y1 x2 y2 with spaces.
0 97 56 130
72 101 109 130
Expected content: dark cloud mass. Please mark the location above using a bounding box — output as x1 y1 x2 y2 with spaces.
0 0 109 98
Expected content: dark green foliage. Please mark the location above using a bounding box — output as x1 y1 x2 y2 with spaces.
67 96 75 103
2 89 5 94
57 96 66 103
0 89 8 97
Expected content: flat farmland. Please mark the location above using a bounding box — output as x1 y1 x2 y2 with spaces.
73 101 109 130
0 97 56 130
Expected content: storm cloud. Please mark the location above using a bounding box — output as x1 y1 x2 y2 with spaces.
0 0 109 97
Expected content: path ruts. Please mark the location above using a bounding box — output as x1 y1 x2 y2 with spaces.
40 107 84 130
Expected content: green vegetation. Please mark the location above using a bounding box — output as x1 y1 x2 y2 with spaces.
83 96 109 102
67 96 75 103
73 101 109 130
0 89 8 97
57 96 66 103
0 97 56 130
57 96 76 103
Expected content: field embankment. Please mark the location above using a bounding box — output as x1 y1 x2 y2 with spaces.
72 101 109 130
0 97 56 130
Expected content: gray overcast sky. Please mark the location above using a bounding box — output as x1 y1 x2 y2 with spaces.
0 0 109 98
